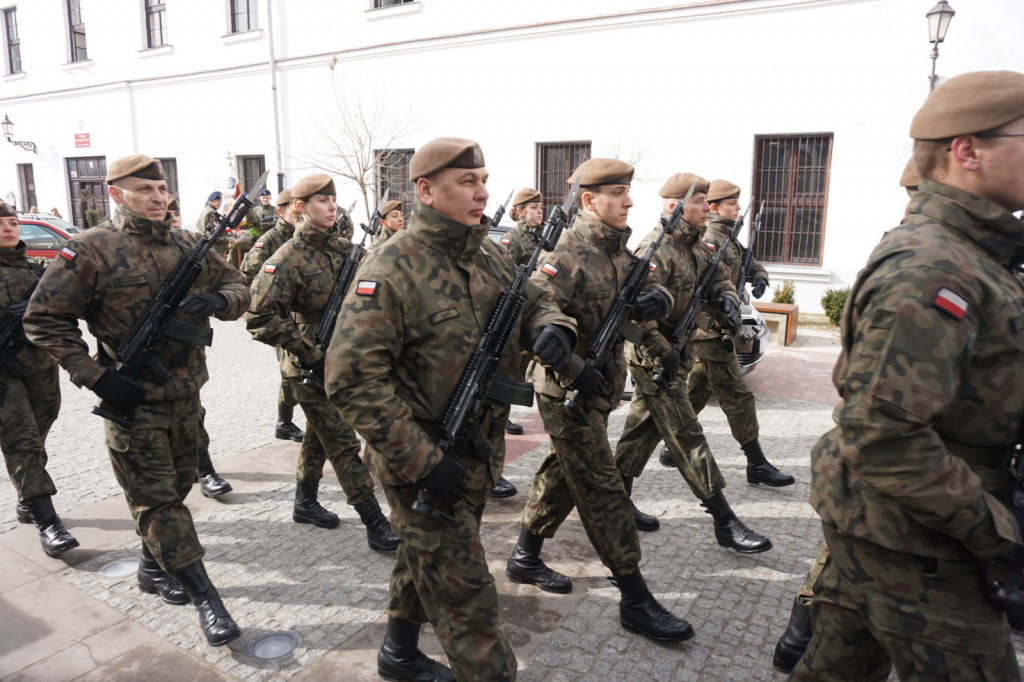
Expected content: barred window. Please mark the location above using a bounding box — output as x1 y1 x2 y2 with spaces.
751 134 832 266
237 155 266 195
230 0 257 33
145 0 167 48
375 148 415 217
536 142 591 217
18 163 36 210
66 0 87 62
4 8 21 74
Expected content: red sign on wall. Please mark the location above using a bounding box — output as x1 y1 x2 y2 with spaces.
75 133 90 148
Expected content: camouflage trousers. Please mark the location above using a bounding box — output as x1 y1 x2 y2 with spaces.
197 403 210 452
797 543 831 605
615 366 725 501
276 347 298 407
296 389 374 506
793 523 1020 681
104 394 204 574
384 482 517 682
0 365 60 502
521 393 641 576
687 339 758 445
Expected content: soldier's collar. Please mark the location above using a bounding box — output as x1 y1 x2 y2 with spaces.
575 211 630 253
913 181 1024 268
116 208 172 243
409 201 489 262
0 241 29 266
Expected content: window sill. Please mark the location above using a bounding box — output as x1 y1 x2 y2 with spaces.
3 71 27 81
62 59 93 70
139 44 173 58
222 28 263 44
365 1 421 19
763 264 832 284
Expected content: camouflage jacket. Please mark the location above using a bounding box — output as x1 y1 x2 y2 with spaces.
254 204 277 232
197 204 224 250
324 201 573 490
241 217 295 285
0 243 56 376
246 222 351 382
528 210 671 412
501 219 542 267
810 180 1024 562
626 217 738 386
229 207 265 254
693 214 766 343
22 210 250 401
373 225 396 247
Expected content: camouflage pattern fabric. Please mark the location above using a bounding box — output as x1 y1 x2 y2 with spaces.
500 218 541 267
197 204 226 254
797 542 830 605
197 403 209 452
693 214 767 344
254 203 277 231
241 216 295 285
372 225 395 246
229 207 272 262
0 243 60 502
686 338 759 445
294 395 373 504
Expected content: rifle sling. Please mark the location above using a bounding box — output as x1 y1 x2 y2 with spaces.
163 318 214 347
487 375 534 407
620 320 643 346
100 341 199 370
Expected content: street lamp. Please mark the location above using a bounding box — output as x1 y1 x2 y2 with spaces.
926 1 956 92
1 114 38 153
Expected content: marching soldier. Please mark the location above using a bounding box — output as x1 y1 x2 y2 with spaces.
0 201 79 557
326 138 574 681
373 199 404 245
197 191 226 255
253 188 277 232
246 174 399 553
614 173 772 553
24 155 248 647
794 71 1024 680
506 158 695 643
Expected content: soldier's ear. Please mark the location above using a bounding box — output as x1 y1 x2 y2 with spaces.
416 177 434 207
950 135 982 172
107 184 123 206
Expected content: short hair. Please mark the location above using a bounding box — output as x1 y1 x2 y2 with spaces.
912 138 952 182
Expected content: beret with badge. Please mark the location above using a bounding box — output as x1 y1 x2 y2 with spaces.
569 158 634 188
707 179 741 203
660 172 709 198
911 70 1024 140
410 137 486 181
291 174 336 201
512 188 542 207
106 154 165 185
207 191 223 202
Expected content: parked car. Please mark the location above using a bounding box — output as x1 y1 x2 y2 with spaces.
18 213 80 260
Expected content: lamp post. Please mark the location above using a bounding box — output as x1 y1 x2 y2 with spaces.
2 114 38 153
926 1 956 92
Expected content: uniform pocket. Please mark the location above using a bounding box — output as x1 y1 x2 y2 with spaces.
104 424 131 453
866 593 1006 656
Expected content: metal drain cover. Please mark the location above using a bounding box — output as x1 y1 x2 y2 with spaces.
245 631 300 661
98 558 139 579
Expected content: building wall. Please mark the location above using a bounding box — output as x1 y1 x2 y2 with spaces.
2 0 1022 312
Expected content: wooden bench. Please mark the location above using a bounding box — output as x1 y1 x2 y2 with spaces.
753 302 799 347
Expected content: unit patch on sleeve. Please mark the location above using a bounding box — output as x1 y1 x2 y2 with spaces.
355 280 378 296
932 287 969 320
59 246 77 262
540 263 558 278
500 238 511 246
263 264 277 274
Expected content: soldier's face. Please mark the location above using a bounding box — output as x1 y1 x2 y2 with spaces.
418 167 489 226
259 195 271 206
300 194 337 230
383 210 404 231
683 192 711 228
0 216 18 248
523 202 544 226
277 203 293 223
168 210 181 229
584 185 632 230
211 199 223 210
971 117 1024 212
110 177 169 221
711 198 740 221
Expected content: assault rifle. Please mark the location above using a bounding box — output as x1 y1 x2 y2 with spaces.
490 190 513 227
301 193 388 391
92 171 270 428
562 182 693 422
735 201 766 301
652 201 754 386
0 282 37 380
411 178 580 527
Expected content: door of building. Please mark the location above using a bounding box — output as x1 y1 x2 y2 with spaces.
66 156 109 229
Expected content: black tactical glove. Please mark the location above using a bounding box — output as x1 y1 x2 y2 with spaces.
92 370 146 412
659 349 681 382
634 289 671 321
572 365 610 399
6 300 28 318
532 324 574 369
717 295 741 335
178 292 228 317
751 277 769 299
466 426 495 463
417 455 467 503
304 355 326 380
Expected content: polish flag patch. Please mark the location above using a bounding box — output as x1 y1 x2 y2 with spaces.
500 238 511 245
59 246 77 262
649 262 657 272
263 264 277 274
541 263 558 278
254 241 264 248
933 287 969 320
706 243 716 251
356 280 378 296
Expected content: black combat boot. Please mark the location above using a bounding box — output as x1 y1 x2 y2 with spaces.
175 560 241 647
622 475 660 532
611 569 694 642
377 617 455 682
505 525 572 593
137 543 189 605
195 448 232 498
292 480 340 528
742 439 795 487
701 492 772 554
658 446 674 467
489 477 518 498
16 503 32 524
504 421 524 435
353 497 400 552
275 404 304 442
26 495 79 557
773 598 812 674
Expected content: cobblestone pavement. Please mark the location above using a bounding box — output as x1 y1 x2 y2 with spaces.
3 322 1023 680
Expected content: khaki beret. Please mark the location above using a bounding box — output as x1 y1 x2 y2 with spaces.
0 202 15 218
106 154 165 184
911 70 1024 140
381 200 403 215
899 159 921 189
167 197 179 212
569 158 634 187
660 172 710 199
291 174 335 201
276 188 292 206
512 188 542 207
410 137 486 181
707 179 741 203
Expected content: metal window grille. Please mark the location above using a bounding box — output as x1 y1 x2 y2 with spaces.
145 0 167 48
67 0 87 62
238 155 266 195
66 156 109 229
230 0 257 33
157 158 178 198
750 134 832 266
4 8 21 74
17 163 36 210
375 148 415 217
536 142 591 216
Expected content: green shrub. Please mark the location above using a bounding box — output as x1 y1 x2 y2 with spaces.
772 279 796 305
820 287 850 327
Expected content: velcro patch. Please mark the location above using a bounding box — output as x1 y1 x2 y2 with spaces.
59 247 77 262
705 243 716 251
264 264 277 274
500 238 511 245
541 263 558 278
355 280 378 296
429 307 460 324
254 241 264 248
933 287 968 320
649 262 657 272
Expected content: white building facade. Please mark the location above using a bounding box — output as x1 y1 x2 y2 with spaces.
1 0 1021 312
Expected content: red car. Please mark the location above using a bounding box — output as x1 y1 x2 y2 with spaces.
18 213 80 260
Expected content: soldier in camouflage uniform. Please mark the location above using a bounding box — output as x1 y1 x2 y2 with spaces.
0 201 79 557
507 158 695 644
240 189 306 444
499 187 545 267
197 191 225 255
246 174 398 553
24 155 249 647
253 188 277 232
326 138 575 682
664 179 794 487
373 199 404 246
613 173 772 554
793 71 1024 681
